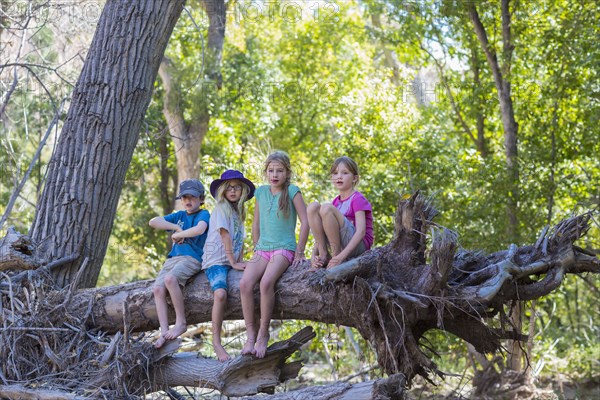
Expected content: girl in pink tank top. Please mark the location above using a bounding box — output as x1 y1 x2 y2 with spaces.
307 156 373 269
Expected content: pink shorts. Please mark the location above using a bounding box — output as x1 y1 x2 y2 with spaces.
255 249 295 264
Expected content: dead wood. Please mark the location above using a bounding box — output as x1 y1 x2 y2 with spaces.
150 327 315 396
0 227 40 272
1 193 599 396
240 373 406 400
0 385 86 399
0 269 316 398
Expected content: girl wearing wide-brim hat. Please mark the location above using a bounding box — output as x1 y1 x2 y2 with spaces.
201 169 254 361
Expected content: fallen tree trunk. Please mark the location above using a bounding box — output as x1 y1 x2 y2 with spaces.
241 373 405 399
1 194 599 397
65 198 599 378
162 328 315 396
93 327 316 397
0 386 84 400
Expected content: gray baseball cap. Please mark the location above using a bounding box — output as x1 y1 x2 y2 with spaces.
176 179 205 199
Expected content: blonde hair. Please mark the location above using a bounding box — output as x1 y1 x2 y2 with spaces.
264 151 292 217
330 156 360 187
214 181 250 221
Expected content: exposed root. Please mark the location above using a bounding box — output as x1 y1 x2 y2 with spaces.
0 273 154 398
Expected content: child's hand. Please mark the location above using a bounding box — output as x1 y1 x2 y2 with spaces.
310 248 329 269
232 262 246 271
171 231 185 244
292 253 307 268
311 257 324 268
327 255 345 269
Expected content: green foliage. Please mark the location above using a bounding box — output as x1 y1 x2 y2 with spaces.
276 320 381 382
0 30 67 234
530 275 600 379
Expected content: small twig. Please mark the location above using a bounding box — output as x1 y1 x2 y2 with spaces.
340 365 377 382
122 299 130 349
51 257 89 313
524 300 537 375
100 332 121 365
69 257 89 293
43 253 81 272
371 288 399 373
320 336 339 380
182 6 205 90
165 387 186 400
0 327 71 332
535 226 549 249
577 275 600 296
0 272 16 325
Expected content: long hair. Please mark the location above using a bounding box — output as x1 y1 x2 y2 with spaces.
214 181 250 221
330 156 360 187
264 150 292 217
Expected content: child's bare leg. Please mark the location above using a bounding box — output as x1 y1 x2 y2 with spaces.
153 283 170 348
307 202 330 267
320 204 346 257
240 326 257 355
239 255 268 354
254 255 290 358
211 288 230 361
163 274 187 340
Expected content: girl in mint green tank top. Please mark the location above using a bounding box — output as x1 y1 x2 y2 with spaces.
239 151 309 359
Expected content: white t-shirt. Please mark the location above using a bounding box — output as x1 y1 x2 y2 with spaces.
201 204 244 269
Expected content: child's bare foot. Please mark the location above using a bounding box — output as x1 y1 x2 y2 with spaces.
164 323 187 340
213 341 231 362
254 332 270 358
154 334 168 349
241 337 256 355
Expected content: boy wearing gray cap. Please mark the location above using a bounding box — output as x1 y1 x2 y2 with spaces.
149 179 210 348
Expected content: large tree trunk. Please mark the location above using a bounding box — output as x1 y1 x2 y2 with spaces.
468 0 519 244
467 34 488 157
28 0 185 289
370 13 401 86
158 58 207 182
157 0 226 184
468 0 523 372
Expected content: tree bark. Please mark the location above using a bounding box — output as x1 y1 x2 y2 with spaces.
241 373 406 399
468 35 488 157
86 327 316 397
28 0 185 289
158 58 207 182
468 2 523 372
202 0 226 86
0 226 40 271
157 0 227 184
468 0 519 243
370 13 401 86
